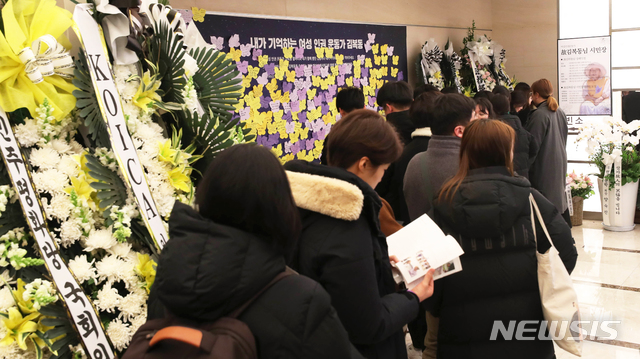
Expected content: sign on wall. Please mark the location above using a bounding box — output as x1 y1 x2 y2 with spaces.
558 36 612 116
189 12 408 162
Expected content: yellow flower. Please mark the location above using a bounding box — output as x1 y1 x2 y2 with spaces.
12 279 35 315
65 176 93 201
135 253 157 294
158 140 177 164
72 152 90 175
168 167 191 193
133 71 162 113
434 71 442 80
0 308 39 350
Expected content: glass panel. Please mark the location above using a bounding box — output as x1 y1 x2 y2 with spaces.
559 0 610 39
612 31 640 67
612 69 640 90
612 0 640 30
567 162 602 213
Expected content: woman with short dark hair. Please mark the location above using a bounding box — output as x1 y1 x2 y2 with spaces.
149 144 362 359
286 109 435 359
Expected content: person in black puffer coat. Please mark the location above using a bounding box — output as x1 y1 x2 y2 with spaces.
148 144 362 359
286 110 436 359
426 119 578 359
491 93 539 179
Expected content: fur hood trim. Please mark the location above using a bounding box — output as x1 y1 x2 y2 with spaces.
412 127 432 138
286 171 364 221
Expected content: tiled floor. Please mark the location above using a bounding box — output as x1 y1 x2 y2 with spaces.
407 220 640 358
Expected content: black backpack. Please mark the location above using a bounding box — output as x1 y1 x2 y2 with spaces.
122 269 294 359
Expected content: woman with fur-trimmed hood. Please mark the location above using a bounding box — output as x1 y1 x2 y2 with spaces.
285 109 435 359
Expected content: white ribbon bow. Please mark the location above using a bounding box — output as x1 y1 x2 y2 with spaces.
18 35 74 84
467 36 493 66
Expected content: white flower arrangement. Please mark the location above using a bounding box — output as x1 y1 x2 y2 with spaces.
419 38 444 90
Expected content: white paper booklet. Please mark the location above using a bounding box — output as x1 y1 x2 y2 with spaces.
387 214 464 289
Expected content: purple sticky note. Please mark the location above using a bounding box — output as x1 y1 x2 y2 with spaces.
298 111 308 123
314 95 323 107
304 65 313 77
354 78 361 87
365 41 372 53
285 141 292 154
295 47 305 59
228 34 240 48
295 65 305 77
286 122 295 133
236 61 248 74
261 96 271 109
264 63 276 76
282 101 291 113
297 90 306 102
337 75 345 86
210 36 224 50
307 99 316 110
367 33 376 43
240 43 253 57
361 77 369 87
252 48 262 61
369 97 376 107
398 71 404 81
292 141 302 156
257 72 269 85
283 112 293 122
357 55 366 62
313 64 321 77
294 79 304 90
318 128 327 140
303 78 312 90
321 103 330 115
306 139 315 151
239 107 251 121
328 85 337 97
387 46 394 56
269 100 281 112
283 81 293 94
320 66 329 78
291 100 300 112
268 134 280 147
362 67 369 78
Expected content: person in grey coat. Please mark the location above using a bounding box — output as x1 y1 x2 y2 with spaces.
525 79 570 224
403 94 476 221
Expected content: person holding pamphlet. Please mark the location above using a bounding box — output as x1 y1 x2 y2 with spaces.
424 119 577 359
285 109 435 359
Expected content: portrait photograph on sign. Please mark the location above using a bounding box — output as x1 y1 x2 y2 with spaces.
558 36 612 116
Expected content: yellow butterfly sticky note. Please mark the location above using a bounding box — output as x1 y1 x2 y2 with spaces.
309 107 322 121
252 84 264 97
374 55 381 66
296 150 308 160
267 78 278 93
279 59 289 69
315 47 325 58
299 99 307 111
391 67 399 77
275 67 285 81
331 66 339 76
372 44 379 55
335 54 344 65
320 78 329 90
346 77 353 87
280 153 294 164
322 113 333 125
258 55 269 68
382 55 388 65
290 130 300 143
272 144 283 157
377 79 385 89
273 110 284 122
381 67 389 77
267 119 279 135
354 66 361 79
392 55 399 66
247 65 260 79
353 60 361 69
234 98 245 112
365 58 372 68
299 126 310 140
228 48 242 62
271 90 282 102
325 48 334 58
307 88 317 100
327 75 336 85
312 140 324 158
192 7 206 22
286 70 296 82
256 115 268 136
283 47 294 59
312 76 321 88
242 76 252 88
380 44 388 55
329 98 337 113
281 91 290 103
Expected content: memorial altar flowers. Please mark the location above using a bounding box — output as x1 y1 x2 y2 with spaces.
0 0 251 357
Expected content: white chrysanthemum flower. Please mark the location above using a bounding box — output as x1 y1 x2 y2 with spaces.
84 229 117 252
14 119 40 147
135 122 164 143
58 155 80 177
48 194 73 221
49 139 72 154
68 255 97 283
29 147 61 169
130 311 147 333
32 169 67 194
60 221 83 247
95 283 122 313
107 318 132 351
96 255 132 284
107 242 132 258
118 289 146 322
68 140 84 154
0 287 16 311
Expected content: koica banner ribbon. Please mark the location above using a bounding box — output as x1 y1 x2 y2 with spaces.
72 4 169 250
0 106 115 359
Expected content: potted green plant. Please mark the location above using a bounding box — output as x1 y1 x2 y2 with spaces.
566 172 595 226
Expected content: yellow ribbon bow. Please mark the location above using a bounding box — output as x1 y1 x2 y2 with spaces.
0 0 77 120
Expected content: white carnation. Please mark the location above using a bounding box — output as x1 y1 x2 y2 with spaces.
118 289 146 322
68 255 97 283
49 139 72 154
107 318 132 351
14 119 40 148
107 242 132 258
48 194 73 221
0 287 16 311
58 156 80 177
96 255 133 284
29 147 61 169
84 229 117 252
95 283 122 313
135 122 164 143
68 140 84 154
60 220 83 247
130 311 147 333
32 169 68 194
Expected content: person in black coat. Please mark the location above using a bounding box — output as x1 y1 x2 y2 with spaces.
426 119 578 359
491 93 539 179
149 144 362 359
286 109 435 359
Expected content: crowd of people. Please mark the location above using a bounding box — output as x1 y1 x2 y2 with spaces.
138 79 579 359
